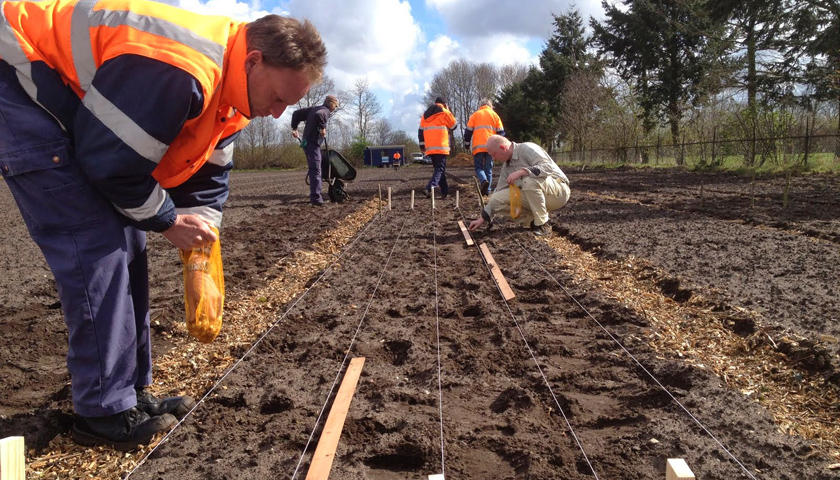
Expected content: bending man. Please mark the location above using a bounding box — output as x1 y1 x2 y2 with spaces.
0 0 326 450
469 135 570 236
291 95 339 206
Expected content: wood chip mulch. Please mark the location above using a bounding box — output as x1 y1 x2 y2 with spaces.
25 199 381 480
540 234 840 464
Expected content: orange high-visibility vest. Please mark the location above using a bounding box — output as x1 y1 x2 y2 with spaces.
0 0 250 188
466 105 504 155
420 103 457 155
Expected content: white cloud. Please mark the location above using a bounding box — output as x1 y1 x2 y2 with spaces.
153 0 603 136
426 0 604 38
176 0 270 20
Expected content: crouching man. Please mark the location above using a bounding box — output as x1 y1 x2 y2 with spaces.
469 135 570 236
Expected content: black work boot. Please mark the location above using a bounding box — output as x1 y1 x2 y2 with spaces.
532 221 553 237
480 180 490 196
136 388 196 420
72 407 176 451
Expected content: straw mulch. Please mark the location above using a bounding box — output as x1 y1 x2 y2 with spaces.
540 233 840 464
25 199 381 480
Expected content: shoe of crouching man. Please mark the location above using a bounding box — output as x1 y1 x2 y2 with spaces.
72 406 177 451
136 387 196 420
532 221 553 237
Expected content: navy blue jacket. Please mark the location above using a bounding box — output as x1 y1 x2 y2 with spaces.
291 105 331 147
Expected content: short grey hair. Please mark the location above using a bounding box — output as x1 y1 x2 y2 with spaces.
480 98 493 108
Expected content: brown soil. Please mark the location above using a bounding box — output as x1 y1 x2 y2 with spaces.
1 164 839 479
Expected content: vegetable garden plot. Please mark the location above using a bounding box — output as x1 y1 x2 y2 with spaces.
132 183 832 479
1 167 837 478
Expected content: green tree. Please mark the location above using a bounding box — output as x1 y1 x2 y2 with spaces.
592 0 729 161
707 0 786 108
786 0 840 156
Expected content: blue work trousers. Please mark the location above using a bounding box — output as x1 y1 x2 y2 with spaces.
0 61 150 417
473 152 493 193
305 144 323 204
426 154 448 197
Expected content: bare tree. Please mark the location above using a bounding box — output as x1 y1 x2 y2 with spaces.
422 59 504 151
348 78 382 141
371 118 394 145
560 70 608 157
498 62 529 91
298 75 335 108
474 62 499 102
235 116 281 168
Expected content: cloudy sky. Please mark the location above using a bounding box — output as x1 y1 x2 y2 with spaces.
168 0 605 135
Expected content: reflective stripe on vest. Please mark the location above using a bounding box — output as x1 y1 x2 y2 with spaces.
0 0 242 186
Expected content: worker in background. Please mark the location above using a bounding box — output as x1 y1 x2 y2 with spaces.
393 151 401 169
418 96 457 199
469 135 570 236
0 0 326 450
291 95 339 206
464 99 505 196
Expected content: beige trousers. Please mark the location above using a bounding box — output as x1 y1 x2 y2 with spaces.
489 176 570 227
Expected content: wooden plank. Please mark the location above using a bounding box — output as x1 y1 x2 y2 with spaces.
428 475 445 480
479 243 515 301
665 458 695 480
457 221 474 246
305 357 366 480
0 436 25 480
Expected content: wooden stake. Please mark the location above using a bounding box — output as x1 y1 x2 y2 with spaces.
665 458 695 480
428 475 445 480
411 190 415 210
783 170 791 209
457 221 474 246
305 357 366 480
387 187 392 211
0 436 25 480
455 190 459 209
431 187 435 210
699 181 704 209
479 243 515 301
378 184 382 213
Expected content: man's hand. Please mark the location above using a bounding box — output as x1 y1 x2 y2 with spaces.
506 168 529 185
319 127 326 137
291 129 299 140
162 214 218 250
469 217 485 231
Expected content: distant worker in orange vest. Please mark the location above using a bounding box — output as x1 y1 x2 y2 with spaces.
0 0 326 450
393 151 401 167
418 96 457 198
464 99 505 196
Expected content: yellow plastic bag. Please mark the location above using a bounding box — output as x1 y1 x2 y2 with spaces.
179 227 224 343
509 183 522 219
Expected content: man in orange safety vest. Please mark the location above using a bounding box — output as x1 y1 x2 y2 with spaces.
0 0 326 450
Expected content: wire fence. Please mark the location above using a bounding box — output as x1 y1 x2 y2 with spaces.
555 131 840 170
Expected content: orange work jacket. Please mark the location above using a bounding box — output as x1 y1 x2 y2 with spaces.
466 105 505 155
0 0 250 188
419 103 457 155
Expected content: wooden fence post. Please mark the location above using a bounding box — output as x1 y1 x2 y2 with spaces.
803 117 810 167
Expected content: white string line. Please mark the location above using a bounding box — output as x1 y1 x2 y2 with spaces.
125 206 383 479
506 228 758 480
432 200 446 477
290 211 410 479
456 211 600 479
